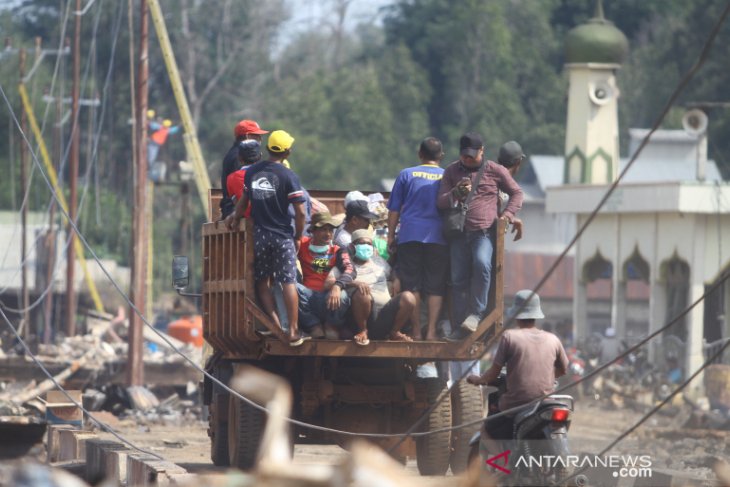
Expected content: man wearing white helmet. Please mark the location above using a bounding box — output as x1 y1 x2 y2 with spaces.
468 290 569 452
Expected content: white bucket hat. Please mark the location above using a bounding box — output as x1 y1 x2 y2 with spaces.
507 289 545 320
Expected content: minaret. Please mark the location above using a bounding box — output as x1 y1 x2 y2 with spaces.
563 0 628 184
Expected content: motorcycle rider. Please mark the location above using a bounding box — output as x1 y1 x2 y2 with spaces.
467 290 569 455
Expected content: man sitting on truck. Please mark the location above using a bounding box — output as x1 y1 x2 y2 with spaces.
225 130 308 347
333 199 378 248
297 211 356 339
327 228 416 346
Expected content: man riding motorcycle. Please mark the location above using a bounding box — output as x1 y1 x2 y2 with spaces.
467 290 570 457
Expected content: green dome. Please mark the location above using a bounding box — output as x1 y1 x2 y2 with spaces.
565 1 628 64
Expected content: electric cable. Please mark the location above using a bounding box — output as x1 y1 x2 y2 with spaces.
1 2 729 443
0 306 163 460
385 0 730 453
560 323 730 487
0 0 124 298
3 77 730 440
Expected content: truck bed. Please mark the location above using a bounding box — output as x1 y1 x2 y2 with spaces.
203 189 504 361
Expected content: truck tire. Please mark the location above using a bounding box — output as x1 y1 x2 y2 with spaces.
449 381 484 474
209 391 230 466
228 394 266 470
416 378 452 476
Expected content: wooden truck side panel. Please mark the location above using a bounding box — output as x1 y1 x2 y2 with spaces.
203 189 503 361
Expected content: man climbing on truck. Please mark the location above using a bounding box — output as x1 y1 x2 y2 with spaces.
225 130 308 346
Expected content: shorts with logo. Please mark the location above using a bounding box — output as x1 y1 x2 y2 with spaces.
253 226 297 284
395 242 448 296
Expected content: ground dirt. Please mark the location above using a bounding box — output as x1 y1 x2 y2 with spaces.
92 397 726 486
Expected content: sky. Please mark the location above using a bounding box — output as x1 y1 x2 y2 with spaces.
276 0 394 53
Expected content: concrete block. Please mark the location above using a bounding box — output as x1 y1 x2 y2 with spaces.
46 424 76 463
57 429 97 462
85 439 129 484
127 453 187 487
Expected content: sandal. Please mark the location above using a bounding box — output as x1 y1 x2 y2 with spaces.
353 331 370 346
390 331 413 342
289 335 312 347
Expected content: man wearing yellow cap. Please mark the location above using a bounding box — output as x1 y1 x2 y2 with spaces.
226 130 309 347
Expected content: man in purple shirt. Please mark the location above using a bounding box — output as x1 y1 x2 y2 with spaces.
437 132 523 340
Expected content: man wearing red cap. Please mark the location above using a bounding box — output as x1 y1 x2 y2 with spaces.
219 119 268 219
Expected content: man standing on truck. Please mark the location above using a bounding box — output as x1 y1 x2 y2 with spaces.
226 139 263 213
225 130 308 347
437 132 523 341
386 137 448 341
297 211 355 339
219 119 269 219
329 228 416 345
496 140 526 242
466 290 569 455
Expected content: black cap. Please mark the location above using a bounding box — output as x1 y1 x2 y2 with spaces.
460 132 484 157
345 200 378 220
238 139 261 164
497 141 525 168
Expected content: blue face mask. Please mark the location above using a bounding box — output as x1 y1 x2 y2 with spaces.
354 244 374 261
309 243 329 254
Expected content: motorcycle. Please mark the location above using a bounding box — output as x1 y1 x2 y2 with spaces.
468 375 575 486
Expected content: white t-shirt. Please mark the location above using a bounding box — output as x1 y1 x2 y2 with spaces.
331 255 391 314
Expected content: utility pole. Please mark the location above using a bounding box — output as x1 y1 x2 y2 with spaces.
19 48 30 342
66 0 82 337
128 0 149 386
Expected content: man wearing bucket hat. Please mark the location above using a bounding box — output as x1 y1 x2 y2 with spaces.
467 290 569 451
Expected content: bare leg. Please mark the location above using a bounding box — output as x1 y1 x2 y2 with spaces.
425 295 443 341
256 279 282 329
391 291 416 338
351 290 371 344
281 282 299 340
410 291 422 340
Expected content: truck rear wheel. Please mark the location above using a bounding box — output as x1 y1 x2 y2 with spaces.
209 391 230 466
416 378 452 476
228 394 266 470
449 380 484 474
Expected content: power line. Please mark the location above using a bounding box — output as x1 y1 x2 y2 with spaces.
386 0 730 453
0 306 163 460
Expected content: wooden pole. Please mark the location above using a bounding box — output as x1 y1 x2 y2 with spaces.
19 48 31 341
128 0 149 386
66 0 82 337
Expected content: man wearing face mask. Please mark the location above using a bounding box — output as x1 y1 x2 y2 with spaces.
437 132 523 341
297 211 355 339
328 229 416 346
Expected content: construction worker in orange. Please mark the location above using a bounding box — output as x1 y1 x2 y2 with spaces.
147 109 181 164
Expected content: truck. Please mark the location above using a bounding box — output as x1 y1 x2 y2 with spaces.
174 189 505 475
